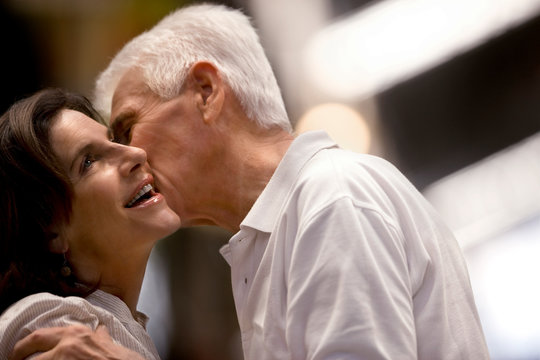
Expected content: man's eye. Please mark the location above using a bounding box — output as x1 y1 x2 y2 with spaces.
114 127 132 145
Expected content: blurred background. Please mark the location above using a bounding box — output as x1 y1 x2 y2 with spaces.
2 0 539 358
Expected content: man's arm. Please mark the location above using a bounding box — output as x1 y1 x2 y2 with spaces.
285 198 417 359
10 325 145 360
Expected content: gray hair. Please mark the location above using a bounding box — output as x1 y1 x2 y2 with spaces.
93 4 291 131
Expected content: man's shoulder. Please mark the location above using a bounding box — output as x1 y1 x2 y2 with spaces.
297 150 403 196
290 149 423 222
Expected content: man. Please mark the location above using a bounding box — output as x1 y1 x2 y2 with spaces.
12 4 489 359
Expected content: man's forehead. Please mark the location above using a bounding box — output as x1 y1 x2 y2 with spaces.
110 69 148 120
112 69 146 103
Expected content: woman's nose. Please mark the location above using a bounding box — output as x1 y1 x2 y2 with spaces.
117 144 148 176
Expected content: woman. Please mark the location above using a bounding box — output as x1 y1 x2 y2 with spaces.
0 88 181 359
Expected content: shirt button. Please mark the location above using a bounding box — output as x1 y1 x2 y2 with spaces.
244 278 248 284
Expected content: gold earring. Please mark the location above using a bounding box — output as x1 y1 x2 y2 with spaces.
60 253 72 277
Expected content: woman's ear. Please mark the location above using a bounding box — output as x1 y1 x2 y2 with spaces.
188 61 225 123
47 229 68 254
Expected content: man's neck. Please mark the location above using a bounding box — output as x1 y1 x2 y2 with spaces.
227 129 294 232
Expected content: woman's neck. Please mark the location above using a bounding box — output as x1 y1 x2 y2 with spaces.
74 251 150 317
99 266 147 317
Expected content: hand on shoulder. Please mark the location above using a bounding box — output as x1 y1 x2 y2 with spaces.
10 325 145 360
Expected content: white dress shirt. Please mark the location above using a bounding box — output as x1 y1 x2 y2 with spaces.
0 290 160 359
220 131 489 359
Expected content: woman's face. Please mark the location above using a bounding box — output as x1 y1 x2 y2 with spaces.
49 109 181 270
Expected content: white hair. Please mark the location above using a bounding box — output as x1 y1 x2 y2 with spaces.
93 3 291 131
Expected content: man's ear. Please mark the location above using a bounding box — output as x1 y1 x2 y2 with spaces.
188 61 224 123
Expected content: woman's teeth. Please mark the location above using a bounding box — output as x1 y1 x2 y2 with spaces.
126 184 153 208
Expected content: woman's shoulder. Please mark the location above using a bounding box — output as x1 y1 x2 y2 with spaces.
3 291 65 310
2 292 94 317
0 292 159 360
0 292 102 329
0 292 102 359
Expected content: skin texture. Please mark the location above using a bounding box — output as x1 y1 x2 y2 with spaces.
11 62 293 359
49 110 180 313
8 110 181 360
109 63 293 232
10 325 144 360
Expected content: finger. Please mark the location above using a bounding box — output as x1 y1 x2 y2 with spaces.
13 351 55 360
95 324 111 338
9 328 62 360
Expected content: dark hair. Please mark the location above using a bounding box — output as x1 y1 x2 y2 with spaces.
0 88 105 314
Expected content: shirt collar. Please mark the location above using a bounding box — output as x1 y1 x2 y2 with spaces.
86 290 149 329
240 130 337 233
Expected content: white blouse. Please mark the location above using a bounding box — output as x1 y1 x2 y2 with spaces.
0 289 160 359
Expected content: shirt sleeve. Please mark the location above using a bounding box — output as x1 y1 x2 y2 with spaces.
285 196 419 360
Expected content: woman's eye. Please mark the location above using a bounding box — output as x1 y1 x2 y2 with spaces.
81 155 96 172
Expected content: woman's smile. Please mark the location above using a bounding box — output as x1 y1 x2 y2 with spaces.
49 109 181 272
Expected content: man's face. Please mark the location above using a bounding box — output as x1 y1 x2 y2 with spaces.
110 69 214 227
